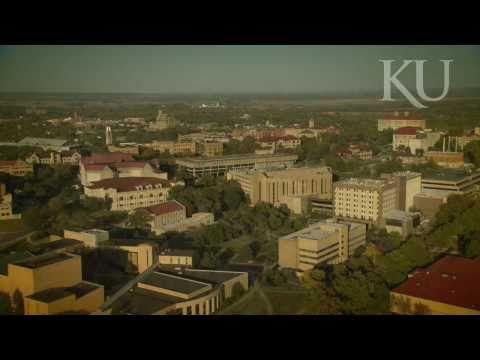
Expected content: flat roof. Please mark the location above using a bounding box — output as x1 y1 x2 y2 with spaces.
0 251 33 275
33 239 83 254
27 281 102 303
14 252 74 269
140 271 210 295
183 269 245 284
160 249 196 257
18 137 68 146
423 170 480 183
176 153 298 164
112 287 181 314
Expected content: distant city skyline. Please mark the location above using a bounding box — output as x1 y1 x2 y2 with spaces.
0 45 480 94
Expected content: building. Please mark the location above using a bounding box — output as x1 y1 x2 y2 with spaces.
145 140 197 155
149 110 176 131
0 252 104 315
101 239 158 274
107 144 140 155
158 249 197 269
278 218 367 272
413 191 449 219
421 170 480 195
227 166 332 213
0 183 21 221
197 141 224 157
84 177 171 211
381 171 422 212
390 256 480 315
178 132 230 143
334 178 397 225
176 153 298 178
80 152 167 186
104 267 248 315
142 200 187 233
404 129 443 155
338 144 373 160
393 127 422 151
17 137 75 151
382 210 421 239
105 126 113 145
377 112 426 131
424 151 464 169
63 228 110 248
25 150 82 165
0 160 33 176
141 201 214 235
257 135 302 151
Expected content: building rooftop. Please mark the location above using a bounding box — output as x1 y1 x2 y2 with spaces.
394 127 422 135
144 200 185 216
334 178 393 190
27 281 102 304
86 177 170 192
18 137 68 147
160 249 196 257
279 218 362 242
140 271 210 295
81 152 134 165
32 239 83 255
422 170 480 183
392 256 480 311
0 251 33 275
176 153 298 164
13 252 74 269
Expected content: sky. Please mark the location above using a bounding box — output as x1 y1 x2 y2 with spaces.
0 45 479 94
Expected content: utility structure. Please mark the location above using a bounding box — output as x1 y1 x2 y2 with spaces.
105 126 113 146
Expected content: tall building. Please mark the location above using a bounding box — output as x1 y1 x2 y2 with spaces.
334 178 397 225
381 171 422 212
377 112 426 131
390 256 480 315
308 119 315 129
176 153 298 178
105 126 113 146
227 167 332 210
278 218 367 272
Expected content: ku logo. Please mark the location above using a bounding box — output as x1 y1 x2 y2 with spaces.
379 59 453 109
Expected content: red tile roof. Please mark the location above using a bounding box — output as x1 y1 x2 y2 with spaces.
394 127 421 135
83 164 110 171
392 256 480 311
113 162 148 169
86 177 170 192
81 152 134 165
144 200 185 216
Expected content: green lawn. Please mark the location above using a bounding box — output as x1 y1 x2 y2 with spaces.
263 288 310 315
225 292 270 315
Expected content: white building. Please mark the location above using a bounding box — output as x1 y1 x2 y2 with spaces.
278 218 367 272
334 178 397 225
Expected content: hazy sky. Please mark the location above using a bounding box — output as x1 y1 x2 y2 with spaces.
0 45 479 93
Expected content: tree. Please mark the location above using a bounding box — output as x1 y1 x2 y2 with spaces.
0 292 12 314
126 210 153 230
464 140 480 167
249 240 262 259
